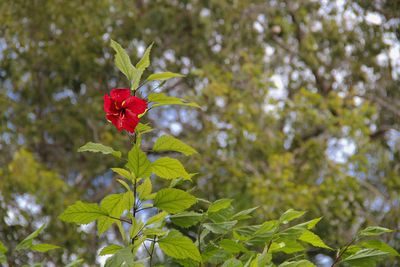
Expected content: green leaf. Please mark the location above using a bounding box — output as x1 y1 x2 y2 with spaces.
65 259 84 267
278 227 307 240
59 201 107 224
97 192 133 235
358 226 393 237
254 220 279 235
231 206 258 220
110 39 136 82
208 199 233 213
145 193 156 200
148 93 200 108
15 224 46 250
343 248 389 262
136 43 153 70
129 218 144 239
101 192 133 218
126 145 152 179
279 209 306 224
154 188 197 214
30 243 60 252
105 247 136 267
111 168 134 180
277 240 305 254
170 212 203 228
202 245 231 265
151 157 191 180
304 217 322 229
219 239 248 254
158 230 201 262
203 221 237 234
130 43 153 90
147 72 184 81
221 258 243 267
78 142 121 158
0 255 6 265
97 217 117 236
146 211 168 226
268 242 286 252
249 253 271 267
0 241 8 254
153 135 198 156
136 123 153 134
207 206 233 223
360 240 399 256
143 228 167 237
298 230 332 249
99 244 123 256
117 221 128 242
235 225 274 245
278 260 315 267
116 179 131 191
137 178 152 200
169 178 185 188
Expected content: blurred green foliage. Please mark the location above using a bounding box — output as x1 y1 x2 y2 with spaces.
0 0 399 265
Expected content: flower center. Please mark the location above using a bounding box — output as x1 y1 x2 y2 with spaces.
119 108 126 117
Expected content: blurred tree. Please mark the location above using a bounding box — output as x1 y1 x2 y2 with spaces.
0 0 399 265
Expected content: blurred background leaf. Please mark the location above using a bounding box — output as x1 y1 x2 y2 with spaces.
0 0 399 265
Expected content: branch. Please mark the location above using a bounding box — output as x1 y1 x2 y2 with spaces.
107 215 132 224
331 238 356 267
365 94 400 118
136 206 154 213
149 236 157 266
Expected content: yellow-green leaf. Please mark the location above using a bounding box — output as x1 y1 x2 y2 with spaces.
298 230 332 249
146 211 168 226
279 209 306 224
59 201 107 224
15 224 46 250
208 199 232 213
132 43 153 90
137 178 152 200
158 230 201 262
78 142 121 158
110 39 136 82
154 188 197 214
151 157 191 180
126 145 152 179
30 243 60 252
147 72 184 81
111 168 134 181
148 93 200 108
99 244 123 256
170 212 203 228
279 260 315 267
359 226 393 237
153 135 197 156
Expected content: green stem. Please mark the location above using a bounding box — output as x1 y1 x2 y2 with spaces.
331 238 356 267
131 178 138 246
136 206 153 213
133 179 137 218
198 225 202 267
149 236 157 266
107 215 132 224
131 132 138 245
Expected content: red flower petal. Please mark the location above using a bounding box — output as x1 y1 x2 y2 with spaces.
103 94 113 113
122 96 148 115
106 113 123 131
110 88 131 104
120 109 140 133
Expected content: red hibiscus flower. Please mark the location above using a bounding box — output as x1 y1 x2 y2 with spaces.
103 88 147 133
